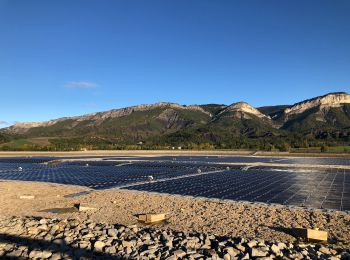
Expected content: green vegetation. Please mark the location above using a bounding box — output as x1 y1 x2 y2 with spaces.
291 145 350 154
1 134 348 153
0 137 51 151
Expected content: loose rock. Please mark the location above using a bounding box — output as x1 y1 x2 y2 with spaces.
0 216 348 260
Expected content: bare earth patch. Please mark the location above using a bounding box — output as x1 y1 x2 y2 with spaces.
0 181 349 249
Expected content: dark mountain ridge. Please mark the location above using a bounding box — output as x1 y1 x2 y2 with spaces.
1 92 349 150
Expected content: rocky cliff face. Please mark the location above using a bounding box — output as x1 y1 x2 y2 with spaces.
89 102 211 121
278 92 350 132
217 102 270 119
283 92 350 116
7 121 63 134
156 108 190 129
7 102 211 134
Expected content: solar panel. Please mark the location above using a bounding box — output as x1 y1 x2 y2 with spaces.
0 156 349 211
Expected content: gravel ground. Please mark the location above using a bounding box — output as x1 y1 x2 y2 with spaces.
1 216 350 259
0 181 349 251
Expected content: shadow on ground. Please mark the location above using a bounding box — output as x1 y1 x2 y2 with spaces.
0 233 121 259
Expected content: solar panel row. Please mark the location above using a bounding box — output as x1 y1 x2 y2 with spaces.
124 168 350 211
105 155 350 166
0 156 349 211
0 162 212 189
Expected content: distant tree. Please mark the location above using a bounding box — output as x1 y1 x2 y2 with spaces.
0 145 11 151
320 145 329 153
279 142 290 152
302 139 309 148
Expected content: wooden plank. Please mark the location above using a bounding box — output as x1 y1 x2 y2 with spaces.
307 229 328 242
138 214 147 222
146 213 166 223
74 203 97 211
138 213 166 223
293 228 327 242
19 195 35 199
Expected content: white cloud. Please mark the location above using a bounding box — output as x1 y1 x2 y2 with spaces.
65 81 99 89
0 121 10 128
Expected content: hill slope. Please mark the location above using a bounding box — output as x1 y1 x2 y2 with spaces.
1 93 349 150
278 92 350 135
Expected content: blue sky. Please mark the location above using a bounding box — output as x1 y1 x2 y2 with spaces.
0 0 349 126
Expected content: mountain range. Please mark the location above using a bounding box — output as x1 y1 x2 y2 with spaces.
1 92 349 150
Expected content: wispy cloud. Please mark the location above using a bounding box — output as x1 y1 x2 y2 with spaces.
83 102 98 109
65 80 99 89
0 121 10 128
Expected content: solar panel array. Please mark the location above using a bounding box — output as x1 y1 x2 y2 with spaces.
0 157 55 164
0 156 349 211
106 155 350 166
124 167 350 211
0 161 214 189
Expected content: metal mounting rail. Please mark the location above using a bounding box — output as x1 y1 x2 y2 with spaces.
114 169 226 189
